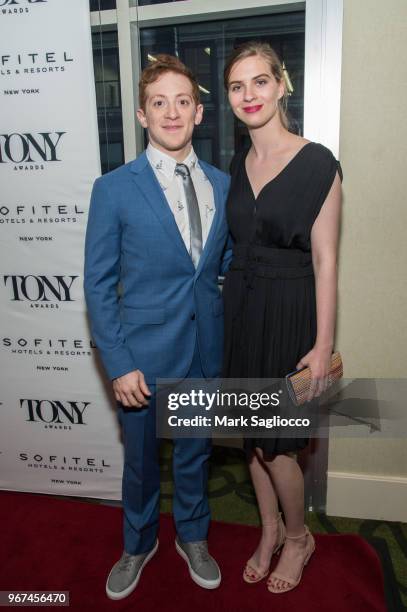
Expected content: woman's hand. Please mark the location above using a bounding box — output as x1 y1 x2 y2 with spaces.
296 346 333 401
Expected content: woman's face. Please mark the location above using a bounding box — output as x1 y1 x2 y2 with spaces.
227 54 284 129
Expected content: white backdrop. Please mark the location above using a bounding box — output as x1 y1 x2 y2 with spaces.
0 0 124 499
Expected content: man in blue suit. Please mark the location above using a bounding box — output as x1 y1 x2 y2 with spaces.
84 55 231 600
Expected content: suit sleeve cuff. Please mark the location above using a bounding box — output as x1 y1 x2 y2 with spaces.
99 346 137 381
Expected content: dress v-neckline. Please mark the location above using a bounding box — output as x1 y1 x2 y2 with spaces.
244 142 313 202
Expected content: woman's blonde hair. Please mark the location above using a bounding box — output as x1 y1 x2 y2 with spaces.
224 41 289 129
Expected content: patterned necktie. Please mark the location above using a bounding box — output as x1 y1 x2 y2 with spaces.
175 163 203 268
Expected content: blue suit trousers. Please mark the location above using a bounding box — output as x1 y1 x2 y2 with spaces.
118 341 211 555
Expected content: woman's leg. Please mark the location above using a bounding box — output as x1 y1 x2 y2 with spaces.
244 450 283 578
263 452 312 590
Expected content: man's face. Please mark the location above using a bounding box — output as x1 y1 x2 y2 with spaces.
137 71 203 158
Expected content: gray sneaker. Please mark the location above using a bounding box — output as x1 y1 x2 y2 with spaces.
106 539 159 600
175 537 221 589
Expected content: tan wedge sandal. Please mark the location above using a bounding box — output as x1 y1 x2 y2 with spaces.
267 525 315 593
243 511 286 584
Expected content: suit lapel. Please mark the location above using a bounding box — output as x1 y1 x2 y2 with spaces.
130 153 194 268
129 152 225 277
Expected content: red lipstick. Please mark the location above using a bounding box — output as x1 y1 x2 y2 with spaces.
243 105 263 113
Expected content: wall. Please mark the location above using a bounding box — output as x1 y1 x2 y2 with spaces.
327 0 407 520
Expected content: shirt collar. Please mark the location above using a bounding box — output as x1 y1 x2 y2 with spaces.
146 143 198 179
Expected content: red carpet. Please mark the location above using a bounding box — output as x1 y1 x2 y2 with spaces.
0 491 386 612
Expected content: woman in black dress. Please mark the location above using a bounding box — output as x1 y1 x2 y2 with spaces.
222 42 342 593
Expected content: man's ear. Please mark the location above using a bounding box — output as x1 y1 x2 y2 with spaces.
194 103 204 127
136 108 148 128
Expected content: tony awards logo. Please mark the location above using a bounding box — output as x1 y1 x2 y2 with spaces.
3 274 78 308
1 0 47 15
21 399 90 428
0 132 65 171
0 0 47 3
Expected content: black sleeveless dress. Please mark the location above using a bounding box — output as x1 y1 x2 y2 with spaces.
222 142 342 456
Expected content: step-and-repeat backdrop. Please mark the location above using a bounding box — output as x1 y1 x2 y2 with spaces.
0 0 124 499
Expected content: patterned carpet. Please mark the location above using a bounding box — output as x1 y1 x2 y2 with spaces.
159 443 406 612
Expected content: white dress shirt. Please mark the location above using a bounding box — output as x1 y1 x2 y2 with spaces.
146 143 216 253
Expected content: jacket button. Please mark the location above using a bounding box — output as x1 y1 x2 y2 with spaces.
191 313 196 320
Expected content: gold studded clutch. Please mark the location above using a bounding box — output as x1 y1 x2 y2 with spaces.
285 351 343 406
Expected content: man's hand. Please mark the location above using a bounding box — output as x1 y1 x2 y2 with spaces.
113 370 151 408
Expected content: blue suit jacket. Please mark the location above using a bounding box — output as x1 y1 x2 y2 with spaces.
84 152 232 383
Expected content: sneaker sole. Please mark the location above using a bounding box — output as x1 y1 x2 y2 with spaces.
175 539 221 590
106 539 159 600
